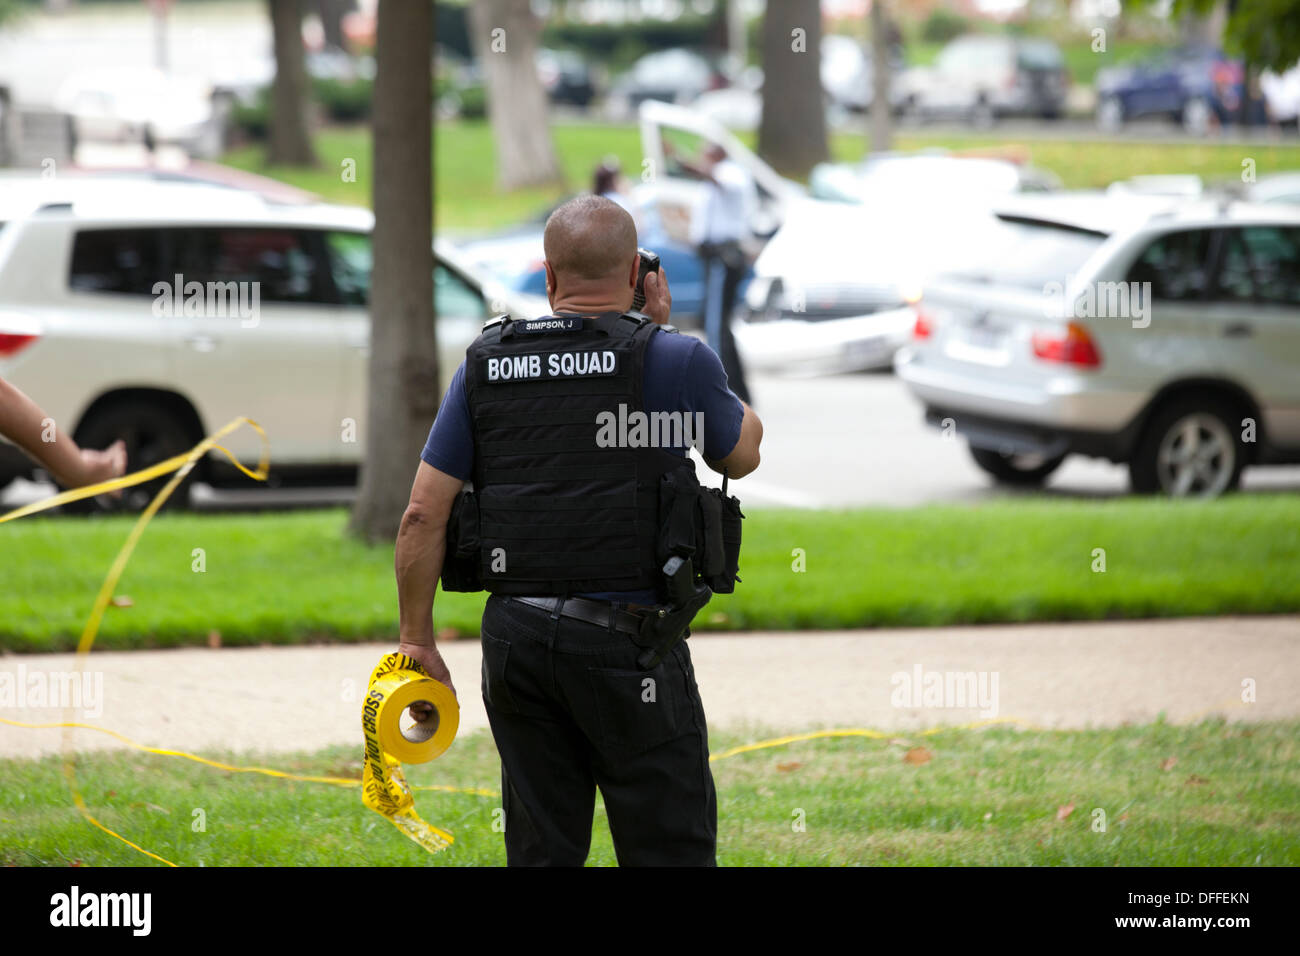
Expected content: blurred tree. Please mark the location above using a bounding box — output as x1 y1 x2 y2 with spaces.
268 0 319 166
1123 0 1300 73
349 0 437 543
758 0 829 178
869 0 893 153
468 0 563 191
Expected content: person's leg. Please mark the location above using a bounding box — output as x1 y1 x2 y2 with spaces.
701 250 726 356
717 257 752 404
561 631 717 866
480 597 597 866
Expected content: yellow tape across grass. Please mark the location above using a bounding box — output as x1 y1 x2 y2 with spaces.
1 424 1250 864
0 417 482 864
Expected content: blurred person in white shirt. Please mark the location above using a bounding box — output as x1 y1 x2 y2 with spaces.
668 141 753 404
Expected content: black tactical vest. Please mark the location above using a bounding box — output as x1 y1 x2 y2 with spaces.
460 311 690 596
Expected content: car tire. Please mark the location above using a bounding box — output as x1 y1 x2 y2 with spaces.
1129 398 1245 498
1097 96 1124 132
970 99 995 129
969 445 1067 486
66 398 199 513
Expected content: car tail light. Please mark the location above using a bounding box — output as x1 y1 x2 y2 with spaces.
1032 322 1101 367
912 308 933 340
0 333 37 357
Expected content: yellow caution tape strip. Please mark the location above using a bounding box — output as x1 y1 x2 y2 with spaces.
0 715 497 796
361 652 460 854
0 418 270 867
1 426 1255 863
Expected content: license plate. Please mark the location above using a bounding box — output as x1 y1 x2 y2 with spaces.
962 325 1005 350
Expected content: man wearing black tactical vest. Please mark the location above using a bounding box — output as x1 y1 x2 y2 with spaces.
393 195 763 866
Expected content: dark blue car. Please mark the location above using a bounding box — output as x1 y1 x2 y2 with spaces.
1095 45 1244 135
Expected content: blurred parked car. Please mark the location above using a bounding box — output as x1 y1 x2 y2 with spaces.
537 48 597 108
604 49 725 120
740 153 1060 374
695 37 906 132
820 34 907 114
895 193 1300 497
0 181 547 506
1095 45 1243 135
898 34 1068 126
54 68 218 155
810 151 1060 205
1244 172 1300 205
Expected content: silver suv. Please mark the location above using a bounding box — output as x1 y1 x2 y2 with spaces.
895 194 1300 497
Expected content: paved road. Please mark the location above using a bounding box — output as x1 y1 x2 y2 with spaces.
2 616 1296 759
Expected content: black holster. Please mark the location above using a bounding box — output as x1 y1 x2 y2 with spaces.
440 488 482 593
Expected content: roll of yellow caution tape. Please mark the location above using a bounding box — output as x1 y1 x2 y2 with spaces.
361 652 460 854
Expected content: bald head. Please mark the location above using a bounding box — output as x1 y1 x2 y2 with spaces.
543 195 637 283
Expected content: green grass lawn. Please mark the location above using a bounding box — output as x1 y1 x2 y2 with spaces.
2 496 1297 652
2 719 1295 866
221 121 1300 234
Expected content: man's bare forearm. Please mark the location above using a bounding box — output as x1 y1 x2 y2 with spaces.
394 507 445 648
0 376 86 485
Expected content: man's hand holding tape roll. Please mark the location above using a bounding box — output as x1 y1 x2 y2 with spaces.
397 640 454 722
394 460 466 718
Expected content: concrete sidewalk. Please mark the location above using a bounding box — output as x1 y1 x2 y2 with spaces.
1 615 1296 760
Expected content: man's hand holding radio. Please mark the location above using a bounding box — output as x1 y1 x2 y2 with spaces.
642 268 672 326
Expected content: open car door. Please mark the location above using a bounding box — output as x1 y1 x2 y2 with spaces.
636 100 803 252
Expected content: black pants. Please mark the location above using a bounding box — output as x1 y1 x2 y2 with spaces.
699 242 752 405
480 594 717 866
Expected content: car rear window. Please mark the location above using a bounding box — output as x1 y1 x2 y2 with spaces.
939 219 1107 291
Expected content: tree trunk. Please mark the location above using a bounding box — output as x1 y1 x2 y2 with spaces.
348 0 437 544
268 0 318 167
757 0 829 179
468 0 564 191
869 0 893 153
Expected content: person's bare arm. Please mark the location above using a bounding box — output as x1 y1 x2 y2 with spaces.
0 376 125 489
662 140 718 184
395 460 464 700
705 401 762 479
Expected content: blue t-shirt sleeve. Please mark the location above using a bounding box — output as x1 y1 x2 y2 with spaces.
680 337 745 462
419 361 474 481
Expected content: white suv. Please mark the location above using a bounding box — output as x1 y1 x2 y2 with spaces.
895 194 1300 497
0 180 547 506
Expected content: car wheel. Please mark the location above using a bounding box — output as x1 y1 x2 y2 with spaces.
66 399 199 513
1181 97 1211 136
1097 96 1124 132
1129 399 1245 498
970 99 995 129
969 445 1067 486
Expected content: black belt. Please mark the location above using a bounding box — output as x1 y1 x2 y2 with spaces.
506 596 652 637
